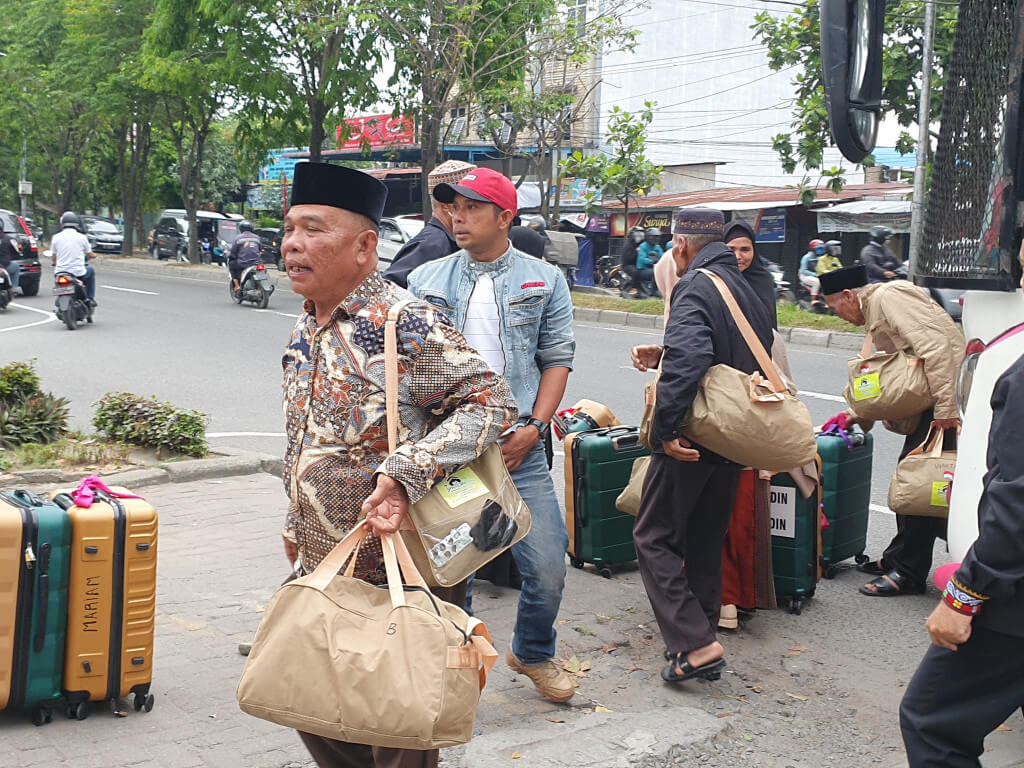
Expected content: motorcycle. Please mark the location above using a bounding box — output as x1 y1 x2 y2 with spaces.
0 267 11 311
594 254 626 290
796 280 828 314
53 272 94 330
201 238 227 266
231 262 274 308
763 260 795 306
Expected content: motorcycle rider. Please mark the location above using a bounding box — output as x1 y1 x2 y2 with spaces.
0 229 19 292
816 239 844 275
620 226 646 298
634 227 664 298
799 238 825 304
228 219 263 293
51 211 96 305
860 225 903 282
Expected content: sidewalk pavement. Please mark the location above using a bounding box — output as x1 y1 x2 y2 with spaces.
1 470 1021 767
97 256 861 351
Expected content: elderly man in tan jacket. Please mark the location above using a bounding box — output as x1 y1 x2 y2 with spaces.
822 264 965 598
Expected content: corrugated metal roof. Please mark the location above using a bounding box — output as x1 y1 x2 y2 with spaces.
602 182 913 210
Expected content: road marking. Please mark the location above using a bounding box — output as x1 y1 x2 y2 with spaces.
801 390 846 403
101 284 159 295
253 310 301 319
207 432 286 438
0 302 58 333
870 503 894 516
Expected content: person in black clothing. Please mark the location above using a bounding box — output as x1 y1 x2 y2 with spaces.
900 353 1024 767
630 208 775 685
860 225 902 282
509 219 549 259
619 226 645 297
228 220 263 292
724 220 777 329
384 160 475 288
0 230 19 290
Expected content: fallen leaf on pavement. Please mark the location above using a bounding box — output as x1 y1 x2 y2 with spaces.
602 644 617 653
208 714 217 719
579 660 592 672
557 619 571 625
546 717 564 723
783 651 802 658
562 656 582 674
726 695 749 704
716 713 732 719
741 733 753 742
574 626 595 636
997 725 1012 732
786 693 808 702
789 645 808 652
511 752 521 759
594 706 612 713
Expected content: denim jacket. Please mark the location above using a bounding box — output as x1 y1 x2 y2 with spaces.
407 244 575 421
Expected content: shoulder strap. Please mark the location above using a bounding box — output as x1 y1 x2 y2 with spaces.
694 268 786 393
383 299 417 454
860 332 874 359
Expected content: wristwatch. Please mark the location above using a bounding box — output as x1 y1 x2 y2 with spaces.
526 418 551 440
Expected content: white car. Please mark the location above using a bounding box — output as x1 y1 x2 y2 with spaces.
377 216 425 266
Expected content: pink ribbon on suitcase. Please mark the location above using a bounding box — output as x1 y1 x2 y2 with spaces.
71 475 143 508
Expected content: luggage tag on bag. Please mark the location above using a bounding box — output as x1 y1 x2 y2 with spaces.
436 467 489 508
931 472 954 507
852 371 882 401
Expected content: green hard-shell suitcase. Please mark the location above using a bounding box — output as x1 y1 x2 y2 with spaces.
0 489 71 725
817 428 873 578
769 472 819 615
566 426 648 578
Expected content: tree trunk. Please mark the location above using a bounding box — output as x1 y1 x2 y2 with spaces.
551 135 564 225
309 98 327 163
419 111 443 217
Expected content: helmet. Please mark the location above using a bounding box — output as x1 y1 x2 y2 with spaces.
645 227 661 237
869 226 892 244
239 219 253 233
825 239 842 255
629 226 645 242
60 211 81 230
809 238 825 250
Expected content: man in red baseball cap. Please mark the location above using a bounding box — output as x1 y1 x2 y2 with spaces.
408 167 578 705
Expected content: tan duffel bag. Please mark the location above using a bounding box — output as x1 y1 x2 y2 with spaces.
679 270 818 473
615 456 650 517
843 333 934 421
887 427 956 518
237 521 498 749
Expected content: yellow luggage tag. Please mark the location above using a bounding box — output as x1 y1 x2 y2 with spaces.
852 372 882 401
437 467 490 508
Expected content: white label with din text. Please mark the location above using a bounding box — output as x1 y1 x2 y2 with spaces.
769 485 796 539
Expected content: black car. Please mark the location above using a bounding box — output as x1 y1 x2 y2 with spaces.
0 208 40 296
253 227 282 270
82 217 124 254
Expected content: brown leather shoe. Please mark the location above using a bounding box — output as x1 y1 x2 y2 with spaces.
506 650 575 703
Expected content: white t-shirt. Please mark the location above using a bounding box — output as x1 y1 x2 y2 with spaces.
51 228 92 277
461 273 505 375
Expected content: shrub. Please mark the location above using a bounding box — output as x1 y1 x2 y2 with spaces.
256 216 282 229
0 393 71 448
93 392 208 457
0 360 42 406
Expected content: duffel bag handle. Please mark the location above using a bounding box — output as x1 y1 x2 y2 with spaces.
906 425 947 459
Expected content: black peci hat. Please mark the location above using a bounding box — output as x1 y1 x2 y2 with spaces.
289 162 388 224
819 264 868 296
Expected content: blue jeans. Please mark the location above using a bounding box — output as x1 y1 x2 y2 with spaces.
5 261 18 289
466 443 568 665
81 264 96 300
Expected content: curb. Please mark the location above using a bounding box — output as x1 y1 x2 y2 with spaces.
101 255 860 351
0 447 283 491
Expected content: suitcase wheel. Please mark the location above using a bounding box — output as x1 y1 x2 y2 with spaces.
66 701 88 721
569 556 584 570
823 565 838 580
132 693 155 713
854 553 870 566
30 707 51 727
597 566 613 580
789 599 803 616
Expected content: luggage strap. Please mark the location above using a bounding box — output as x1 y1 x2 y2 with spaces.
71 475 142 508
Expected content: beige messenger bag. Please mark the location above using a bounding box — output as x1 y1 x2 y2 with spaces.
887 427 957 518
679 270 818 473
237 521 498 749
385 302 531 587
843 332 934 421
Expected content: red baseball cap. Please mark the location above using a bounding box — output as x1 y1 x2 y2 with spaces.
432 167 518 214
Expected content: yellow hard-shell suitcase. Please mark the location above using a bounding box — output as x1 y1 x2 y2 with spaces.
53 487 157 719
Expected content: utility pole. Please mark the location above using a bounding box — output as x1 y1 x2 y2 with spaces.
907 0 937 274
18 137 29 219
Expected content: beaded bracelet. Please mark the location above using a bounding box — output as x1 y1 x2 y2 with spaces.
943 579 983 616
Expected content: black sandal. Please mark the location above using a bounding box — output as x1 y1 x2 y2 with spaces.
661 653 726 683
858 569 925 597
856 559 886 576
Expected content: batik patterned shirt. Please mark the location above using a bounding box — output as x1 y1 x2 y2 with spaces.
282 270 517 581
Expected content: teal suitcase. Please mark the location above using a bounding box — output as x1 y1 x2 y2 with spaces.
0 490 71 725
818 428 873 578
566 426 648 578
769 474 819 614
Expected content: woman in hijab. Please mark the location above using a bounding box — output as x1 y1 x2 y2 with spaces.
724 220 777 329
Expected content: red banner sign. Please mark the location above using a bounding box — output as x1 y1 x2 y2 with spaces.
337 114 415 150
